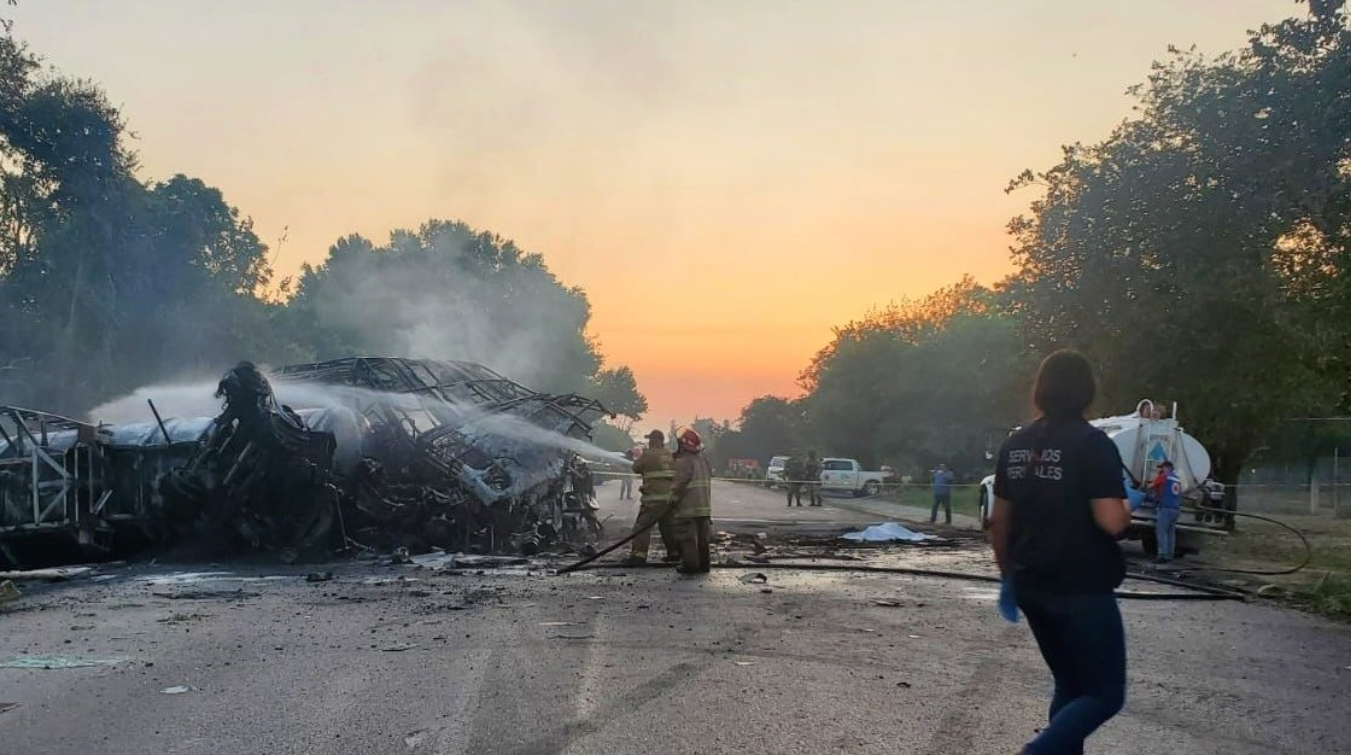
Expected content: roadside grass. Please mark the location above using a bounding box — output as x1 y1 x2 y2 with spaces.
1291 573 1351 621
874 484 983 519
1207 513 1351 621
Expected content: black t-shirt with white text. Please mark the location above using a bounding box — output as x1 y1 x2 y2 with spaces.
994 418 1127 594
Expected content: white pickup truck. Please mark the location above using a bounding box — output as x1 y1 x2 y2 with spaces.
820 458 892 497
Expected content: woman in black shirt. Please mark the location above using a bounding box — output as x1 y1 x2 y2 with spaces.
990 350 1132 755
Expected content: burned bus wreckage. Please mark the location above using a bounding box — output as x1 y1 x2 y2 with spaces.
0 358 613 568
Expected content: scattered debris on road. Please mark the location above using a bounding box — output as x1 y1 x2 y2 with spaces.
0 579 19 603
0 656 127 670
160 686 192 695
150 589 260 601
0 567 96 582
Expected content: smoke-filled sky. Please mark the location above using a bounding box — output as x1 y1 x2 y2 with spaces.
14 0 1291 426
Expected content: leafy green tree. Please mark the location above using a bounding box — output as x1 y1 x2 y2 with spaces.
712 396 805 470
588 421 637 453
283 221 622 396
798 280 1028 474
1006 1 1351 486
0 18 640 426
589 366 648 430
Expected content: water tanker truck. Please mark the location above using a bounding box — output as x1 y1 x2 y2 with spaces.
977 400 1229 557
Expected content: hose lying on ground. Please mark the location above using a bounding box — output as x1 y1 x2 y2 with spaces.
1163 506 1313 577
556 500 674 575
561 555 1246 601
564 481 1274 599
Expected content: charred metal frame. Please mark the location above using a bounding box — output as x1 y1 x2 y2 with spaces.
0 357 613 566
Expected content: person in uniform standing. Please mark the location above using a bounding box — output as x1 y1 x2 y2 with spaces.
623 431 682 566
804 451 824 506
784 455 804 507
1154 460 1183 564
671 426 713 575
988 349 1132 755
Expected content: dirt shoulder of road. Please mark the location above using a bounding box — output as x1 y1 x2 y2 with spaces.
1200 513 1351 621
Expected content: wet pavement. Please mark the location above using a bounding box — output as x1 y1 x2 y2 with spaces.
2 482 1349 754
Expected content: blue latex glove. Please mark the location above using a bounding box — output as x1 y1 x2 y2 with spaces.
998 577 1020 623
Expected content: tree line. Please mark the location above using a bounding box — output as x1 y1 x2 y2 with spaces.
717 2 1351 486
0 24 646 427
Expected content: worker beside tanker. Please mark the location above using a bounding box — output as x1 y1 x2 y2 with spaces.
1154 460 1183 564
623 431 682 566
671 426 714 575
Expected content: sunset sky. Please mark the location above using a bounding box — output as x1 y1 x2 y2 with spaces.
14 0 1293 425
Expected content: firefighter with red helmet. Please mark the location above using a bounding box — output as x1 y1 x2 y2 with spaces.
671 426 714 574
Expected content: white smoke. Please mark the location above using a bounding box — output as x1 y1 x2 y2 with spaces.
301 228 597 395
88 375 626 464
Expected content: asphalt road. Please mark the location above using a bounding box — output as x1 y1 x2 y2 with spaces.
2 481 1349 755
599 478 887 536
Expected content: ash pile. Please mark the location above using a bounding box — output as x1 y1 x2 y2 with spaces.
0 358 612 568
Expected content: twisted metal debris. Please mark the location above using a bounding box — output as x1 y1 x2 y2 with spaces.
0 358 611 567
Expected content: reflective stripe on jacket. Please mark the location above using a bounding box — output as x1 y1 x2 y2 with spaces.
671 450 713 518
632 447 676 505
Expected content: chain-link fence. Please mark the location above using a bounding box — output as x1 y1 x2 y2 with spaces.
1236 456 1351 518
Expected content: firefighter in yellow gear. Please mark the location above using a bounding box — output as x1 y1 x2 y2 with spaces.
623 430 683 565
671 426 714 575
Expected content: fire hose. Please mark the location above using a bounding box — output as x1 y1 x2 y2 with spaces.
1121 460 1313 576
557 480 1246 600
1161 505 1312 576
556 496 677 574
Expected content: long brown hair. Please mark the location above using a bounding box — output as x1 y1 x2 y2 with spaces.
1032 349 1096 422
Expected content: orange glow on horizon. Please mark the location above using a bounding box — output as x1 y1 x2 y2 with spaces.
10 0 1294 428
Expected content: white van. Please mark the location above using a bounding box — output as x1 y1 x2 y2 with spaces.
765 455 789 488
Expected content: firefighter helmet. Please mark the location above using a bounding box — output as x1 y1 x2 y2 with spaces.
676 425 703 452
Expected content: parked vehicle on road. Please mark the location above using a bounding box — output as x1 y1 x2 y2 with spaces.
820 458 892 497
764 455 789 488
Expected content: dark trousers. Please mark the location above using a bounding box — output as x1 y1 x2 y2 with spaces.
930 492 951 523
1155 508 1180 561
785 483 802 506
1016 586 1127 755
807 482 822 506
628 501 680 561
678 516 711 573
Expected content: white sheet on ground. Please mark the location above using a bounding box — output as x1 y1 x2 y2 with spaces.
840 522 934 542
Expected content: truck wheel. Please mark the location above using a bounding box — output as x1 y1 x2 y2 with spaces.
862 481 881 497
979 488 989 527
